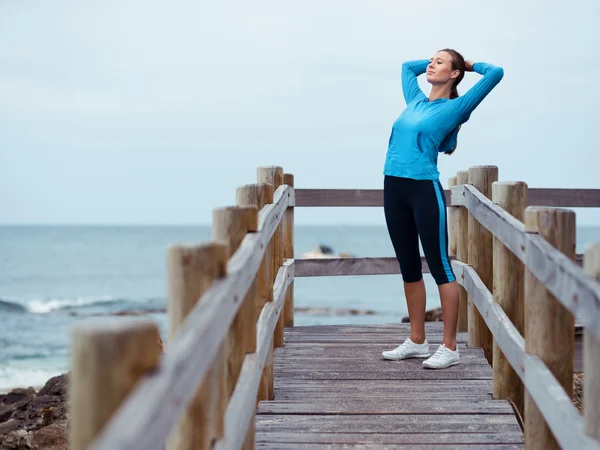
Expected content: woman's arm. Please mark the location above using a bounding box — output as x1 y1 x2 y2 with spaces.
401 60 429 104
453 61 504 115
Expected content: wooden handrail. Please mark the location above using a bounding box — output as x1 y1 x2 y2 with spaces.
453 260 600 449
452 183 600 342
88 185 292 450
214 260 294 450
295 188 600 207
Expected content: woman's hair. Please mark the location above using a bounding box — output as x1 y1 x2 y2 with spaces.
439 48 466 99
438 48 466 154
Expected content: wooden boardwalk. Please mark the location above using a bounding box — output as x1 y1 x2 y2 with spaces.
255 322 525 449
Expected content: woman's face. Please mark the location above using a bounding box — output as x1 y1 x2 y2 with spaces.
426 51 459 85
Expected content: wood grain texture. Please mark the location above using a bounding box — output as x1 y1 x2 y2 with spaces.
255 432 525 446
454 183 600 342
213 261 293 450
282 173 295 327
295 187 600 207
249 322 522 449
294 254 582 278
584 243 600 439
212 206 259 398
454 260 598 450
467 165 498 364
294 256 435 277
456 170 470 332
89 187 290 450
492 181 527 416
257 166 285 349
448 176 458 258
524 207 576 450
166 242 228 450
68 320 162 450
523 355 600 450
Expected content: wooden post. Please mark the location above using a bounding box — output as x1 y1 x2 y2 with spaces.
524 207 576 450
492 181 527 416
467 165 498 364
236 184 272 320
257 166 285 349
212 206 259 398
236 183 275 401
456 170 469 332
283 173 295 327
584 243 600 439
448 176 458 258
167 242 228 450
69 320 162 450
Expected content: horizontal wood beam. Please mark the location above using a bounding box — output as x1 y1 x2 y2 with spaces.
295 256 426 277
295 188 600 208
454 261 600 450
294 255 582 278
454 183 600 344
89 185 292 450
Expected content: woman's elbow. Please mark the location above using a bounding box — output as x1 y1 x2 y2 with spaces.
491 66 504 82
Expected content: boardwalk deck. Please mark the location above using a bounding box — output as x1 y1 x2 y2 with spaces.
255 322 525 449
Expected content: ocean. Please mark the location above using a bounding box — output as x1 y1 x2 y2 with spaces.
1 224 599 391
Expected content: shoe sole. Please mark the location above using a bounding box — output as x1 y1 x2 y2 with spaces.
422 360 460 369
382 353 431 361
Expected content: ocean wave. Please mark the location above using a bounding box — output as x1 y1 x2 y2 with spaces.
0 296 124 314
0 366 65 391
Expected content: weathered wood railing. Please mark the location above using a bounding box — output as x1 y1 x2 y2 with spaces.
67 164 600 450
68 166 295 450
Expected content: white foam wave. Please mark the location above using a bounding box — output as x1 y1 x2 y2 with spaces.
26 296 121 314
0 366 64 392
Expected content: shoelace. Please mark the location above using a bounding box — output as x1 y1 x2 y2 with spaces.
394 339 413 355
428 344 449 362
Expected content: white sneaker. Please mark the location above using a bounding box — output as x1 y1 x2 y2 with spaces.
382 338 430 360
422 344 460 369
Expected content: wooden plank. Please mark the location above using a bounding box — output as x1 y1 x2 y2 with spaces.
528 188 600 207
295 187 600 207
295 189 384 207
256 444 524 450
274 350 486 360
453 183 600 342
257 399 513 415
295 254 582 277
274 370 493 381
294 256 430 277
272 379 492 388
213 261 294 450
454 261 526 381
254 414 521 433
255 432 524 445
88 186 292 450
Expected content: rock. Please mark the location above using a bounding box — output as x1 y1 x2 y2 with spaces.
0 429 30 450
38 375 67 398
0 419 19 436
0 405 15 423
402 307 443 323
31 422 67 450
0 374 68 448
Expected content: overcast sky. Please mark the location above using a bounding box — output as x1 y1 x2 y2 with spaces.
1 0 598 225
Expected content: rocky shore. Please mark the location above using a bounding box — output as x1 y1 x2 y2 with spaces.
0 374 68 450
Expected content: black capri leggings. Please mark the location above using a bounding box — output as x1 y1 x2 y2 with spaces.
383 175 456 285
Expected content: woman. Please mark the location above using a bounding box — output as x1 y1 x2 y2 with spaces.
381 49 503 369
